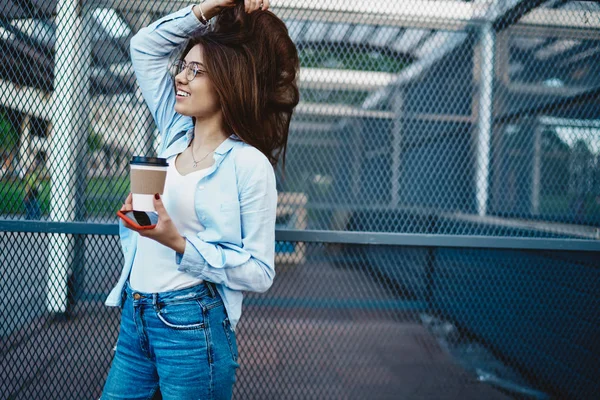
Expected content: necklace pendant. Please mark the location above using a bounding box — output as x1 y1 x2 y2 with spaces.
193 161 198 168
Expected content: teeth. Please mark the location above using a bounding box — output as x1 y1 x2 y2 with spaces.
177 90 190 97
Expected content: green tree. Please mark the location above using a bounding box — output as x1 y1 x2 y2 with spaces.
0 111 19 153
87 128 104 152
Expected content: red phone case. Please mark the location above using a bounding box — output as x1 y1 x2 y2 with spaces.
116 210 157 230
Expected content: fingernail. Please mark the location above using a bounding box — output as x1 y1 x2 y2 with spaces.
155 193 160 200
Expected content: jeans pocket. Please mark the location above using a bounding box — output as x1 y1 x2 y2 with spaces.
222 318 239 362
155 299 205 330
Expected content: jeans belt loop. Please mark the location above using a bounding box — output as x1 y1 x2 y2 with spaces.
205 280 216 298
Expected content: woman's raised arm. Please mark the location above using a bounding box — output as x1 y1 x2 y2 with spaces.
129 2 223 149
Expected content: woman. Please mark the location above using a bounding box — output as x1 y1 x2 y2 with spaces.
23 162 42 220
101 0 299 398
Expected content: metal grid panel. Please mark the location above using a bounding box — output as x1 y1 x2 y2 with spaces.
1 235 599 398
1 0 600 399
1 0 598 237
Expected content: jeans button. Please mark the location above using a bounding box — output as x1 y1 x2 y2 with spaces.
133 293 141 300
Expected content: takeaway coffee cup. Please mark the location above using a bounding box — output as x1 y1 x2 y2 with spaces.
130 156 169 212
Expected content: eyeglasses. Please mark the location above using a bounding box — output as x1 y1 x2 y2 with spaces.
169 60 206 82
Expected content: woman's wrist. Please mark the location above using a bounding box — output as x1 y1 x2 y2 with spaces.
193 1 222 23
171 235 187 254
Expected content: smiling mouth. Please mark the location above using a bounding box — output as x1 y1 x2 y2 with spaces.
176 90 191 98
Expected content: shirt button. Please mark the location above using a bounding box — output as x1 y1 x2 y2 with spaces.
133 293 141 300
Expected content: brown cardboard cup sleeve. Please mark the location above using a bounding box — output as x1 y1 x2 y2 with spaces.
130 169 168 195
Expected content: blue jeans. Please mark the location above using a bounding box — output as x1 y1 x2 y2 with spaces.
101 280 239 400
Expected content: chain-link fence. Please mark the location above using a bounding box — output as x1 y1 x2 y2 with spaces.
1 0 599 399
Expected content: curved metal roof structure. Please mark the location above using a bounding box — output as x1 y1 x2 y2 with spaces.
1 0 599 116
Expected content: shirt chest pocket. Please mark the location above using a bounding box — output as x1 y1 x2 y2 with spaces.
213 200 241 241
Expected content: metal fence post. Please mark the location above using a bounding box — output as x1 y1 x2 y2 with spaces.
475 21 496 217
531 120 542 216
47 0 90 314
391 87 404 208
139 12 156 157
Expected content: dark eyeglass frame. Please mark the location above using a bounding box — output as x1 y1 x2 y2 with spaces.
170 60 206 82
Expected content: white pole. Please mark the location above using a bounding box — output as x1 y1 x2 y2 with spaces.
47 0 89 313
475 22 495 217
139 12 155 156
391 88 403 208
531 122 542 215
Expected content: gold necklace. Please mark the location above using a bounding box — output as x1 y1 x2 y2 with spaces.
190 142 220 168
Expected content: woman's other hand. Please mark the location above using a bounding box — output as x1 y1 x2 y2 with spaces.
243 0 269 13
213 0 269 13
120 193 186 254
119 192 134 214
198 0 269 18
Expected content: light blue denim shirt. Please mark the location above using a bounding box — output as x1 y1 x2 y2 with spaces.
105 6 277 331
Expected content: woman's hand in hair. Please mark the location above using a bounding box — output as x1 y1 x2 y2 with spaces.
218 0 269 12
197 0 268 20
243 0 269 13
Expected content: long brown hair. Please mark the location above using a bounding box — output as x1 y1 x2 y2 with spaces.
177 3 300 171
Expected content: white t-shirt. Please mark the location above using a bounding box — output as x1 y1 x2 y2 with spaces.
129 154 210 293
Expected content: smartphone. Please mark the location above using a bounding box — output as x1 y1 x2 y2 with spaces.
117 210 159 230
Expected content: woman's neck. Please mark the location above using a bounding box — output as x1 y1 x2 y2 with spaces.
192 115 229 152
